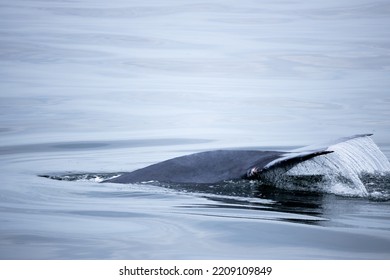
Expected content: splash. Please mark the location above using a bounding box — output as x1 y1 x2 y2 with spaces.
265 136 390 198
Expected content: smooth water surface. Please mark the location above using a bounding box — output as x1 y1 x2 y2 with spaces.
1 0 390 259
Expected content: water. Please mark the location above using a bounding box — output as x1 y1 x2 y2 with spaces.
1 0 390 259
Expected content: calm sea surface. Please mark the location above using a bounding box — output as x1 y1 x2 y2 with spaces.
1 0 390 259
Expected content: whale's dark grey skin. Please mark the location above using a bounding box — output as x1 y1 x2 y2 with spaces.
104 134 372 185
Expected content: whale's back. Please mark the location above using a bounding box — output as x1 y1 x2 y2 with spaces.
104 134 379 185
105 150 283 184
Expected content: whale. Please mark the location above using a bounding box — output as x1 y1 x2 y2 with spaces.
104 134 375 185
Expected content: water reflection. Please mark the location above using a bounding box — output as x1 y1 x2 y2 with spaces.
41 170 390 228
160 181 327 225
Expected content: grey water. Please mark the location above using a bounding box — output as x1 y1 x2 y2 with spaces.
1 0 390 259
